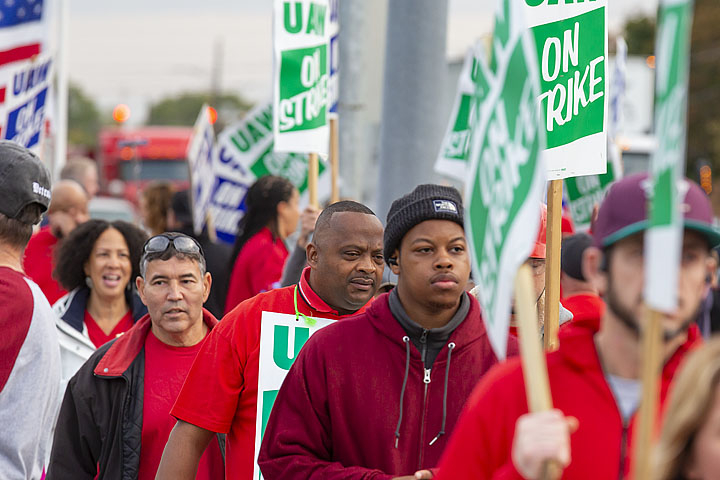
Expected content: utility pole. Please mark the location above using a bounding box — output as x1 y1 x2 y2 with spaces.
376 0 449 220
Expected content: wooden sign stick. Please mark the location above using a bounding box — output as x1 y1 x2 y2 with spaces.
516 263 561 480
329 117 340 204
308 152 319 209
544 179 563 352
632 308 664 480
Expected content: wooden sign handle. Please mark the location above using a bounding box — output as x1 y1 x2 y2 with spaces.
516 264 562 480
329 117 340 204
308 152 319 209
544 180 563 352
632 308 664 480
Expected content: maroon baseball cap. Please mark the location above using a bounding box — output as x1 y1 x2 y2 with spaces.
593 172 720 248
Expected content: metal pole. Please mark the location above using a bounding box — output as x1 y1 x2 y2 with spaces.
376 0 449 220
53 0 70 178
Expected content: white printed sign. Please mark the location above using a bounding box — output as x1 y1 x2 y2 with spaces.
253 311 336 480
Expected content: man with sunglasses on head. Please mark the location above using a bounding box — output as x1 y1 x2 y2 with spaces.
47 233 224 480
156 200 384 480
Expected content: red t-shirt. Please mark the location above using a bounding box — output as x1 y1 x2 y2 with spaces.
84 310 134 349
224 227 288 313
137 330 224 480
22 226 66 304
172 267 371 479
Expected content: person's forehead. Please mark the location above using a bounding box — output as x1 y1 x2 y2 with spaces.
405 219 465 240
94 228 127 248
146 256 201 276
325 212 383 237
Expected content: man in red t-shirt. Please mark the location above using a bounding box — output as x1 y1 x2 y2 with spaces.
156 200 385 480
23 179 89 304
47 233 224 480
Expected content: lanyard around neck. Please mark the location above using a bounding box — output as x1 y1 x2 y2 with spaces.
294 284 317 327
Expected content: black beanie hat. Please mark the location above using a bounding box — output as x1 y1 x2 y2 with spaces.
384 184 464 265
561 232 593 281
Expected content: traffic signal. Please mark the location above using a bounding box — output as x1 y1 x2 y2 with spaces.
700 165 712 195
112 104 131 124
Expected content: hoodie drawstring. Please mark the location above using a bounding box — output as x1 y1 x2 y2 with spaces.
395 336 411 448
429 342 455 446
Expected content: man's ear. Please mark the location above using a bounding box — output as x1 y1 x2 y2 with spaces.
583 246 607 295
136 276 148 306
389 249 401 275
306 242 319 268
202 272 212 303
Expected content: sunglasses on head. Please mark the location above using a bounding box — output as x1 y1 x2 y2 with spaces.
143 233 203 256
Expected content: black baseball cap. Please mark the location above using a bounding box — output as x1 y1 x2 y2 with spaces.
0 141 51 223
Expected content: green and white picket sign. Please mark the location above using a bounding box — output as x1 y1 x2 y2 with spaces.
186 104 217 236
644 0 694 312
466 0 547 360
435 43 491 181
564 36 626 230
253 311 335 480
212 101 329 241
523 0 607 180
273 0 330 154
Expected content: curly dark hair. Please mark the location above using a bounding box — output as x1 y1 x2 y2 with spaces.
53 219 148 291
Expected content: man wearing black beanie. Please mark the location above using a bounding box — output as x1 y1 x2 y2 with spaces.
258 184 518 480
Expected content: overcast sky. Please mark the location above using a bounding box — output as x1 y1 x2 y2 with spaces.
66 0 657 121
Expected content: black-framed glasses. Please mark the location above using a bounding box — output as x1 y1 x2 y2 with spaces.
142 233 204 257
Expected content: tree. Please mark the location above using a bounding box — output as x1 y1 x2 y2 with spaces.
145 92 252 129
687 0 720 177
68 82 101 150
623 16 656 56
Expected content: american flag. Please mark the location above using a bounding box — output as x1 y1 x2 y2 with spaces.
0 0 46 138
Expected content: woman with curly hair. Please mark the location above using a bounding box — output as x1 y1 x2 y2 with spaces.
224 175 300 312
52 219 148 389
655 337 720 480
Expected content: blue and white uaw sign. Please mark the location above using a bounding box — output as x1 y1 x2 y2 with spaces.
1 54 52 150
186 104 218 236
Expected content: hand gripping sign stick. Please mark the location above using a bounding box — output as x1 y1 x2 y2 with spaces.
516 263 562 479
329 117 340 203
543 180 563 352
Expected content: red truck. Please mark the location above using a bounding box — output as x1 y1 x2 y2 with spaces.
98 126 193 204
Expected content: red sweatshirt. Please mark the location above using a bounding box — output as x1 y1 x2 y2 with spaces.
257 293 519 479
434 321 702 480
171 267 370 479
225 227 288 313
23 226 66 304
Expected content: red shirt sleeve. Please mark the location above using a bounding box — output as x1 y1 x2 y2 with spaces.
171 321 244 434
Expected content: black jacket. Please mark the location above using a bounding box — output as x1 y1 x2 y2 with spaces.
47 310 221 480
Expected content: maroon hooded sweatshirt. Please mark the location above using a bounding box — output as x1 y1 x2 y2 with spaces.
258 292 518 479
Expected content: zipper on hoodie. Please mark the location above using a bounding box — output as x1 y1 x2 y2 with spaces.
618 419 629 480
417 328 431 470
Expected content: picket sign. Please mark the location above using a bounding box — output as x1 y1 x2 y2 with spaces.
523 0 608 180
186 104 217 236
564 37 627 231
634 0 695 478
435 42 490 180
253 311 335 480
1 54 53 153
212 101 329 244
273 0 330 155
